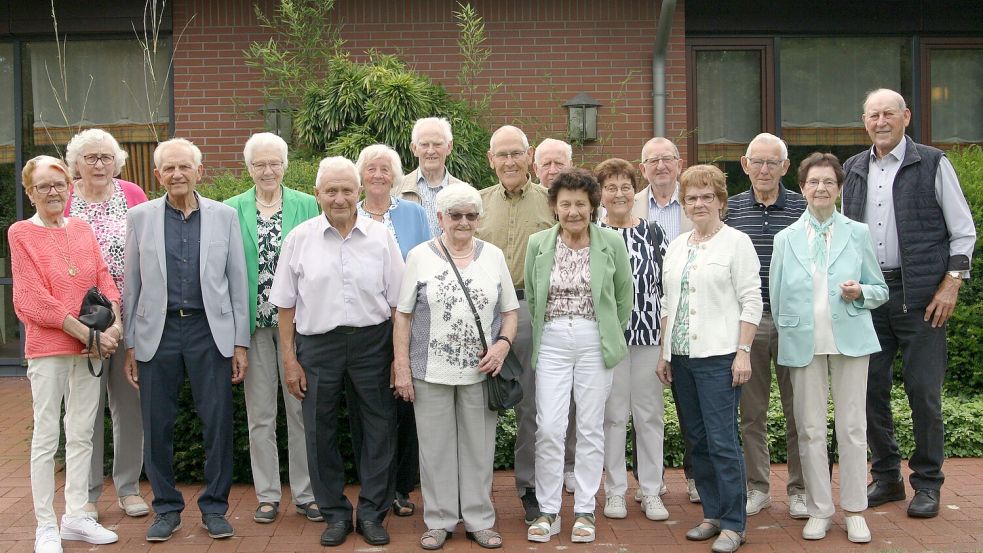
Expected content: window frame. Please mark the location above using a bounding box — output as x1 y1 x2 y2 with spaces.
919 37 983 148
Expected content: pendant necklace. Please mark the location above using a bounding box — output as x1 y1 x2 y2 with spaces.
45 223 78 276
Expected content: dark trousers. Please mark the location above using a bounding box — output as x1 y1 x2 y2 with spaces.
298 321 396 524
139 311 233 515
867 279 947 490
349 393 420 496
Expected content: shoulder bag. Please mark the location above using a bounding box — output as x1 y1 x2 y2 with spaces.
78 286 116 377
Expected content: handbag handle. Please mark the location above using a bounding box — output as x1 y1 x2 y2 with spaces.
437 239 489 353
86 328 105 378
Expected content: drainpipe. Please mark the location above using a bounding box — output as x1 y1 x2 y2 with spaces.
652 0 677 138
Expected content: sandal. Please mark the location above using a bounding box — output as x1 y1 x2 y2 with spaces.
527 513 560 543
571 513 596 543
253 502 279 524
467 528 502 549
420 528 450 550
392 491 415 517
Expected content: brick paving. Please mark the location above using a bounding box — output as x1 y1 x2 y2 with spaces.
1 376 982 552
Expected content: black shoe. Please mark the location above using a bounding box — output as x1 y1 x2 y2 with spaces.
521 489 540 525
201 513 234 539
907 489 940 518
356 520 390 545
146 512 182 542
320 520 354 547
867 478 905 507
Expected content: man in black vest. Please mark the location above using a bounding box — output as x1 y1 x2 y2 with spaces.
842 88 975 519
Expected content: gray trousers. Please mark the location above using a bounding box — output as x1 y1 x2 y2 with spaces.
738 312 805 496
244 327 314 505
415 379 497 532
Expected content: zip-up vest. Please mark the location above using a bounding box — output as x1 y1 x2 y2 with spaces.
842 137 946 310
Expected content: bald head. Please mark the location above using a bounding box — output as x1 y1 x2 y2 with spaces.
862 88 912 158
863 88 906 114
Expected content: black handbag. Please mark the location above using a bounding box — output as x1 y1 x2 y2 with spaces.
438 240 524 412
78 286 116 377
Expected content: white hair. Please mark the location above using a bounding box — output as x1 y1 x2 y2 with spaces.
154 138 203 169
243 132 289 170
640 136 680 160
489 125 530 151
435 183 483 215
745 133 788 160
863 88 907 113
534 138 573 165
65 128 128 179
411 117 453 145
315 156 360 189
355 144 403 184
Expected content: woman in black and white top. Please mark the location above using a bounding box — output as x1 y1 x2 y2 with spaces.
595 158 671 522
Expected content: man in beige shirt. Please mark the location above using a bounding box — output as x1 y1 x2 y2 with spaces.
476 125 555 524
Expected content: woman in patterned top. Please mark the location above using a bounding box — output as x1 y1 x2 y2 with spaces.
523 168 633 544
594 158 671 522
225 132 321 524
63 128 149 521
392 184 518 550
656 165 762 553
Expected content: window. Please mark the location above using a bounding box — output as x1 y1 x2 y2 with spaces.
926 46 983 145
0 43 20 363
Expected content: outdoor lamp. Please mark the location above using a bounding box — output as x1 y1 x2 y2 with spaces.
563 92 602 142
259 99 294 144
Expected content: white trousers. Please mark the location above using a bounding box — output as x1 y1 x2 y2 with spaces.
788 354 869 518
603 344 665 497
244 327 314 505
535 317 613 514
28 355 101 526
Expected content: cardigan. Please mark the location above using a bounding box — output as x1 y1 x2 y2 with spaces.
225 186 321 334
385 197 432 259
660 224 762 361
524 223 634 370
769 211 889 367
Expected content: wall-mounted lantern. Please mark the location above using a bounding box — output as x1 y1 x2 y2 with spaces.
563 92 602 142
259 99 294 144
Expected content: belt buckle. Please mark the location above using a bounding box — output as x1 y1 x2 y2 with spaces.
178 308 193 317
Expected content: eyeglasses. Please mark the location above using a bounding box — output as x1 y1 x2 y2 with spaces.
803 178 838 189
602 184 635 194
492 151 526 161
82 154 115 166
447 212 479 222
251 161 284 171
34 182 69 194
683 193 717 205
747 158 785 170
642 155 678 166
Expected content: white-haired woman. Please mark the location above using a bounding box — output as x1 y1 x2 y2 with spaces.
63 128 149 521
224 132 321 524
393 184 518 550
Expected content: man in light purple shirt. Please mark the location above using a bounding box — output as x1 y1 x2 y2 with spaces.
270 156 405 547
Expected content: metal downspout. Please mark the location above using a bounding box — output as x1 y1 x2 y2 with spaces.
652 0 677 137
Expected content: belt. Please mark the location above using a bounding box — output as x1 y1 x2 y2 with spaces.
881 268 902 281
169 308 204 317
515 288 525 301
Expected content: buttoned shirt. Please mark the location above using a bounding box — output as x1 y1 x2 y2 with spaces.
864 136 976 273
269 213 405 335
163 194 204 311
416 170 449 237
476 179 555 289
648 186 684 242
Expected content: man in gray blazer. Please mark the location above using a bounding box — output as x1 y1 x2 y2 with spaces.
123 138 250 543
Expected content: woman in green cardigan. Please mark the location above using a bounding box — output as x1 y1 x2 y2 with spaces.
523 168 633 544
225 132 321 524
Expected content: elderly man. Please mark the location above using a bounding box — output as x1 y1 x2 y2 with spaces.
843 89 975 519
476 125 556 524
395 117 468 236
271 156 405 546
533 138 572 188
726 132 807 519
123 138 250 542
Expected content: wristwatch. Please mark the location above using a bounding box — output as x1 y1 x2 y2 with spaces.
947 270 963 281
737 344 752 353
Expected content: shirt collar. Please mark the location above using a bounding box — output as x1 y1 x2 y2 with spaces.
749 183 789 208
500 178 534 199
648 183 680 210
869 135 908 164
320 210 366 238
164 191 201 216
417 169 449 190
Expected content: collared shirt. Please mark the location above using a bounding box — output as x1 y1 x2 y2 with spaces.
476 179 555 289
864 136 976 272
726 184 807 313
163 194 204 311
269 213 405 335
648 185 684 242
416 170 449 237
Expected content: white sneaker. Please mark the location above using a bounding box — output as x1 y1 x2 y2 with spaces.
845 515 871 543
563 471 576 494
641 495 669 521
603 495 628 519
788 493 809 519
801 516 831 540
35 523 63 553
687 479 701 503
60 515 118 545
746 489 771 515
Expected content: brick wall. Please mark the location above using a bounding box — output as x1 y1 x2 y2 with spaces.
172 0 688 175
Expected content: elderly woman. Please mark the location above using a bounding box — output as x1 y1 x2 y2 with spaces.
63 128 149 522
656 165 761 553
770 153 887 544
393 183 518 550
524 168 633 544
594 158 670 521
355 143 431 517
10 156 122 552
225 132 321 523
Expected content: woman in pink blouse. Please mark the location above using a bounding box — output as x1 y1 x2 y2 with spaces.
10 156 122 553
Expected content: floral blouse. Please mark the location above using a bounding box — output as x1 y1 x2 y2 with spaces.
545 236 596 322
256 209 283 327
671 246 698 356
67 179 128 296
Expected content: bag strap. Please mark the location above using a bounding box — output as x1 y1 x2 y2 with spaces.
87 328 105 378
437 239 489 352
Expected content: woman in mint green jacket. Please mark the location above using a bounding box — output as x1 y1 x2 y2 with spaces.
769 153 887 545
225 133 321 524
523 168 633 545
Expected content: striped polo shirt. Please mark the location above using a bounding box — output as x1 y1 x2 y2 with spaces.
725 184 807 313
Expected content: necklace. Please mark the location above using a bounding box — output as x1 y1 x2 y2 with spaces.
690 222 723 244
255 189 282 208
440 238 475 259
44 223 78 276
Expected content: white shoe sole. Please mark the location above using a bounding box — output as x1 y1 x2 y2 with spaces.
146 522 183 542
603 508 627 519
60 531 118 545
645 509 670 521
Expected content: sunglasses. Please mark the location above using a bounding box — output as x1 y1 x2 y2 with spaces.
448 212 479 222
